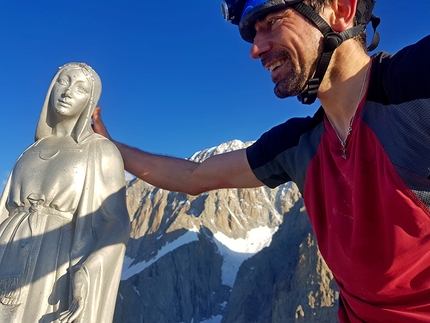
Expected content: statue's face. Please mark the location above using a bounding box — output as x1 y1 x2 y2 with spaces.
50 68 91 118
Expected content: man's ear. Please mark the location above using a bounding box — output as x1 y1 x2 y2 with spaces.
326 0 357 32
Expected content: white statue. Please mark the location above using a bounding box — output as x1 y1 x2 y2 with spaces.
0 63 130 323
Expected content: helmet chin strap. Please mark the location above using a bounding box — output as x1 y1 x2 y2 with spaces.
291 2 379 105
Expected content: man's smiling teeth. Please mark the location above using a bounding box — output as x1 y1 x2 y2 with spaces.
267 60 286 72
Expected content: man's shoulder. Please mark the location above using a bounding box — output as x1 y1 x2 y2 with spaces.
368 35 430 104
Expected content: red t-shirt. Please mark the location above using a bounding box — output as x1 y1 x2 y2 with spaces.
305 99 430 322
247 36 430 322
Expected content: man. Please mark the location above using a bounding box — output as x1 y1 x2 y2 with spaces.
93 0 430 321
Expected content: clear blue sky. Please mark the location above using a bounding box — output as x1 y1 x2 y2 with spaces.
0 1 429 187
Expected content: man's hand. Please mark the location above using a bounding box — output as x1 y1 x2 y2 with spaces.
92 106 112 140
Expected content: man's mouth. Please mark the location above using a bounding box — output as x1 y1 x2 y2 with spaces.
266 59 286 72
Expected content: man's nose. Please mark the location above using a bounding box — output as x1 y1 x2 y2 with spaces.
250 32 271 59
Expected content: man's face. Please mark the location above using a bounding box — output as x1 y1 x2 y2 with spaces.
250 7 323 98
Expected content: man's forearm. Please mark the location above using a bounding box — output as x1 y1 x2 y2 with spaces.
113 141 203 195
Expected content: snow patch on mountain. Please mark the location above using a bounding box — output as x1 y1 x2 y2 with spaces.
121 224 278 285
121 227 200 280
213 226 278 286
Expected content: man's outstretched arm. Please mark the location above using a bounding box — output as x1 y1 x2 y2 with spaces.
92 107 264 195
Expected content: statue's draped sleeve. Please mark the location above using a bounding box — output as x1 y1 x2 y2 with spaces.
69 134 130 322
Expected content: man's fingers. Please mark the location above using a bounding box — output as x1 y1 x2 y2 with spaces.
92 106 102 120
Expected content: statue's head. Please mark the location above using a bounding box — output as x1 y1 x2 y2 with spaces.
36 63 102 142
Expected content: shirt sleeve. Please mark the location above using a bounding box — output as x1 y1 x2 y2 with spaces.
246 108 325 189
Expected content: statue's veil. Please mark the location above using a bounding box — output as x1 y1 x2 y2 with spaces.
35 62 102 143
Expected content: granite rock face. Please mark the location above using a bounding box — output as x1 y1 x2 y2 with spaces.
113 140 339 323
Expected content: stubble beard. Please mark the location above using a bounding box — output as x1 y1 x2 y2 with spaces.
271 49 319 99
273 64 307 98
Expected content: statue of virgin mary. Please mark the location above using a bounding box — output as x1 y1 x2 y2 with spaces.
0 63 130 323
